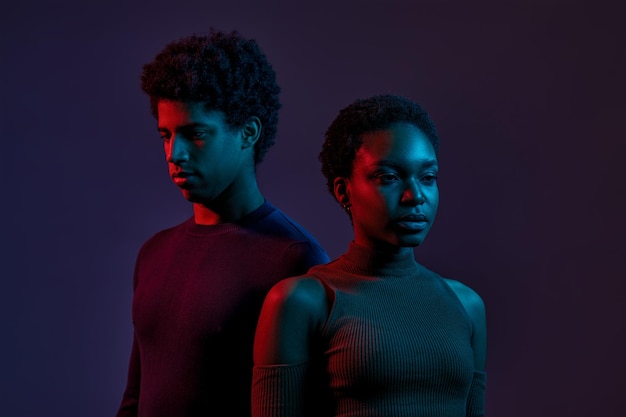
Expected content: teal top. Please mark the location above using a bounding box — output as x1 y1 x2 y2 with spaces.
253 241 485 417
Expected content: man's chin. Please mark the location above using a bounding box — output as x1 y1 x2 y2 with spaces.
180 189 217 207
180 189 201 203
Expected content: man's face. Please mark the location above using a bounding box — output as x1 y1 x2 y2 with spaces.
157 100 247 206
345 122 439 249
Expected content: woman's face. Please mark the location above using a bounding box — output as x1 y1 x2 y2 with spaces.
339 122 439 250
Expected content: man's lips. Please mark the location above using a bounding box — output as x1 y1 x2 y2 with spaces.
172 171 193 178
172 171 196 186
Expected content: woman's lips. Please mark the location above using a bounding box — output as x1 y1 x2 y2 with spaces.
396 213 428 231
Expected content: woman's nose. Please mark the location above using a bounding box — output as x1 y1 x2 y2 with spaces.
400 180 425 205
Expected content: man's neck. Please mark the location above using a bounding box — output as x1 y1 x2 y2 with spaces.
192 191 265 225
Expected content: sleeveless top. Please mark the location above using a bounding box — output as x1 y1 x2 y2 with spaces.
252 241 485 417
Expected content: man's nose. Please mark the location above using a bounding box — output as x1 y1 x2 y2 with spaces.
166 136 189 164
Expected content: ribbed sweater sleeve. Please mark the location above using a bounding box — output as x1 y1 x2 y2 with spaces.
466 371 487 417
252 363 307 417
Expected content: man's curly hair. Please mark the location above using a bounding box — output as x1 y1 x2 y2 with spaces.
141 29 281 165
319 94 440 199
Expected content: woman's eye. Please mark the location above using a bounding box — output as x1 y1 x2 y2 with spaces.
376 173 398 183
421 173 438 184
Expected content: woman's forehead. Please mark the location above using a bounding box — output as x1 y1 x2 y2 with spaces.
356 123 437 163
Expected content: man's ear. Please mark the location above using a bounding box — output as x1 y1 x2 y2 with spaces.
241 116 262 149
333 177 351 208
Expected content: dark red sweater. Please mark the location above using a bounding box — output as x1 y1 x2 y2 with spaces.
116 201 329 417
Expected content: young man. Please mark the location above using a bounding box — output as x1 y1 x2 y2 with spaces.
116 30 329 417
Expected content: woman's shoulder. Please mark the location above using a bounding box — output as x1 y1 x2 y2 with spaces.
442 278 486 324
263 275 330 324
255 276 330 364
268 275 327 299
443 278 488 370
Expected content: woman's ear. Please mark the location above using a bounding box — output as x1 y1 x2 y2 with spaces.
241 116 262 149
333 177 351 208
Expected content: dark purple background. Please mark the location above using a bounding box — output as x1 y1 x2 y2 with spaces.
2 0 625 416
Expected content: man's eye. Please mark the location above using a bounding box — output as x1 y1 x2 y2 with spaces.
191 131 206 140
159 133 171 142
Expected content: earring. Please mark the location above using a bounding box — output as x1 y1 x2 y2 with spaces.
342 204 351 212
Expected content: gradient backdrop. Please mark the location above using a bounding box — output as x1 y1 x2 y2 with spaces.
2 0 625 416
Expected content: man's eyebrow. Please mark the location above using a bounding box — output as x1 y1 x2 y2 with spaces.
157 122 210 131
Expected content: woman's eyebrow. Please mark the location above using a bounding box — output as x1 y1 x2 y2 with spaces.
376 159 439 169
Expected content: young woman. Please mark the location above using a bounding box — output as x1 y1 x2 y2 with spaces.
252 94 487 417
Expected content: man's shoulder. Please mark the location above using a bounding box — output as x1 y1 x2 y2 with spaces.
147 217 190 239
137 217 191 252
251 203 322 243
250 204 330 265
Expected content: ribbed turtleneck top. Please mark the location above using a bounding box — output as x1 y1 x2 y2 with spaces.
252 241 485 417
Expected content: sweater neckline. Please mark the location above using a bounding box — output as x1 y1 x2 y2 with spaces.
184 200 275 236
337 241 420 278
